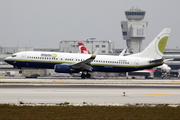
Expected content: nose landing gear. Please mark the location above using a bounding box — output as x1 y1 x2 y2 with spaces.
19 70 22 74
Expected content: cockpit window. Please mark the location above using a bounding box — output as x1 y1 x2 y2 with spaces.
12 55 17 57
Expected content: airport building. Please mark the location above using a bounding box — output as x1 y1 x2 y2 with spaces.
163 50 180 75
59 39 114 54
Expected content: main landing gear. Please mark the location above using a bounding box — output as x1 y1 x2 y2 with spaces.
19 70 22 74
81 72 91 79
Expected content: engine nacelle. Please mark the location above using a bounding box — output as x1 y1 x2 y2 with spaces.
55 64 71 73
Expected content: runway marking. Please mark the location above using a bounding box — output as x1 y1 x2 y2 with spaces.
166 81 180 83
34 84 46 86
47 81 64 83
135 93 180 96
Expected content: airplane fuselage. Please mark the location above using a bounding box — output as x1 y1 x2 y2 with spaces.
4 51 163 73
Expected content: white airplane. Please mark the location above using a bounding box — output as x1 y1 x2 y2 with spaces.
4 28 171 79
157 64 171 73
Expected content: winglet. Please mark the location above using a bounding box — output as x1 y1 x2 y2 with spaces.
119 49 126 56
92 48 99 55
89 48 99 60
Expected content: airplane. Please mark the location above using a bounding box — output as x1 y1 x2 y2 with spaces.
157 63 171 73
4 28 171 79
78 42 127 56
78 42 91 54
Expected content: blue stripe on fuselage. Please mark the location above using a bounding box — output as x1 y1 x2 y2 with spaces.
5 60 57 69
5 60 162 72
91 64 160 72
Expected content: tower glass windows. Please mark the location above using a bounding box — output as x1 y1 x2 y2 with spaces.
125 12 145 16
123 31 127 36
102 45 106 48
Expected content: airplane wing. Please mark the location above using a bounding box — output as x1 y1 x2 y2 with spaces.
71 48 98 71
71 55 96 71
164 58 174 62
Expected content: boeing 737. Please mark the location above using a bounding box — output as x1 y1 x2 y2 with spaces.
4 28 171 79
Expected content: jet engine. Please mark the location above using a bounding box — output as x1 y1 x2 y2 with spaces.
54 64 80 73
55 64 71 73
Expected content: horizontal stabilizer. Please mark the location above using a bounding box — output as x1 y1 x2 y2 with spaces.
164 58 174 62
149 59 163 63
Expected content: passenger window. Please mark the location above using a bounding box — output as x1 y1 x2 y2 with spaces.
12 55 17 57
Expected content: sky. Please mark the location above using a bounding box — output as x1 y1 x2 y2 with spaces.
0 0 180 49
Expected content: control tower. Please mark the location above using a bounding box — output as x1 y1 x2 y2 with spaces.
121 7 148 54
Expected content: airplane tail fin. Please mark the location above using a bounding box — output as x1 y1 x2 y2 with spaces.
130 28 171 60
78 42 91 54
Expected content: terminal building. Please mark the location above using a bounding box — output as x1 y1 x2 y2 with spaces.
163 50 180 75
59 39 114 54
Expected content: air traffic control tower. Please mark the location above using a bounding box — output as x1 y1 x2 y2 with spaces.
121 8 148 54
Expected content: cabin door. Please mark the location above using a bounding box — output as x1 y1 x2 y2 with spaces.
21 53 26 60
135 59 139 68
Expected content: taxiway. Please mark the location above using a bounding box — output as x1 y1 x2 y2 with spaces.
0 77 179 105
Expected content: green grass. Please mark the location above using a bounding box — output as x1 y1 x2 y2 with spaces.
0 104 180 120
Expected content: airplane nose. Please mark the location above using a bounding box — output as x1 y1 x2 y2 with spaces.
4 57 8 61
4 57 10 62
4 56 13 65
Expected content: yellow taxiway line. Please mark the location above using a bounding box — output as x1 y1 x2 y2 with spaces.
135 93 180 96
46 81 64 83
166 81 180 83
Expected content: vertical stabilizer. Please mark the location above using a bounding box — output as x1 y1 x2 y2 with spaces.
130 28 171 59
78 42 91 54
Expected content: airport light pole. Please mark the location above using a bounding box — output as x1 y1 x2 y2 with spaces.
90 38 95 53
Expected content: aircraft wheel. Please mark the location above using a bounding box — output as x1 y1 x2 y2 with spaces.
19 70 22 74
81 74 86 79
86 73 91 78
